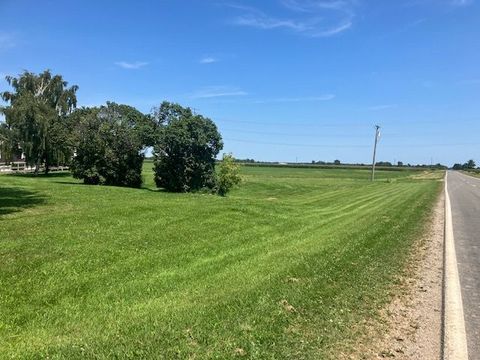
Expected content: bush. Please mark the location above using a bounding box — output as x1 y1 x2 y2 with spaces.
70 103 145 188
216 153 241 196
153 102 223 192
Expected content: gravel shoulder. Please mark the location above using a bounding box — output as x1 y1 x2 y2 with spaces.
344 188 444 359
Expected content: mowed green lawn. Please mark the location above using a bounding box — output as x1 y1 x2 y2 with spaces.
0 164 442 359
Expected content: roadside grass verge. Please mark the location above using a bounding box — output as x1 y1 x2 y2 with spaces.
461 169 480 178
0 166 442 358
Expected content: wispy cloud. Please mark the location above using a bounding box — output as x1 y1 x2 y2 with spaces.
0 32 15 50
367 104 398 111
114 61 149 69
404 0 474 7
191 86 248 99
254 94 336 103
421 80 434 88
451 0 473 6
458 78 480 85
199 56 219 64
282 0 353 12
229 0 356 37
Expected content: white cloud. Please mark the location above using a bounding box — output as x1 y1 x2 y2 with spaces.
114 61 149 69
405 0 474 7
311 21 352 37
254 94 336 103
0 32 15 50
367 104 398 111
233 15 308 31
421 80 434 88
229 0 356 38
200 56 219 64
451 0 473 6
458 79 480 85
281 0 354 13
191 86 248 99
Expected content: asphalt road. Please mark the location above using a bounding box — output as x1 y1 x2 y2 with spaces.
447 171 480 359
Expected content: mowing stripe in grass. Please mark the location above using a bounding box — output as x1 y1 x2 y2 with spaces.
0 167 443 358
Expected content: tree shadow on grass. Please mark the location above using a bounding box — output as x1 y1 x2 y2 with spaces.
5 172 71 179
0 187 47 217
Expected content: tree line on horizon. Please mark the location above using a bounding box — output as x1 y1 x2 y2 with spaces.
452 159 477 171
235 158 449 169
0 70 240 195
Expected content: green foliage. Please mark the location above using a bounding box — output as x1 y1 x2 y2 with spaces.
465 159 476 169
453 159 477 170
153 102 223 192
0 122 22 162
216 153 241 196
102 102 156 148
70 103 145 187
0 70 78 172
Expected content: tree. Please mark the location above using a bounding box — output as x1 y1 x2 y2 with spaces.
153 102 223 192
452 163 463 170
102 102 156 148
0 122 22 163
376 161 392 167
333 159 341 165
216 153 241 196
465 159 476 169
70 103 145 187
0 70 78 173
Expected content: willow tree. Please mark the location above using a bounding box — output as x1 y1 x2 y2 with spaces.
0 70 78 173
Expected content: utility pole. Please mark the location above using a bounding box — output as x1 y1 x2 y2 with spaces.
371 125 381 181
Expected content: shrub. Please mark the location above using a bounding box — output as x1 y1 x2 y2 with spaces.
216 153 241 196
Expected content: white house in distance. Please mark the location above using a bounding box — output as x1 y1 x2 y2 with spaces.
0 142 25 165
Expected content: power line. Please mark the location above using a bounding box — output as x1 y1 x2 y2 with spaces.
219 127 459 139
224 138 371 148
220 127 388 138
216 117 480 128
224 137 480 149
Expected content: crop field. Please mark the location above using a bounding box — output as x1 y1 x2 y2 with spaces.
0 165 442 359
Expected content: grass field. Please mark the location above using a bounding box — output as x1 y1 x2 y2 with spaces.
461 169 480 178
0 164 442 359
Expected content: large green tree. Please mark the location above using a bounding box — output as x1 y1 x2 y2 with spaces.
0 70 78 173
70 102 146 188
100 102 157 148
465 159 476 169
153 102 223 192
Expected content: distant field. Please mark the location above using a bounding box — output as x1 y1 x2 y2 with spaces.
239 162 435 172
0 165 442 358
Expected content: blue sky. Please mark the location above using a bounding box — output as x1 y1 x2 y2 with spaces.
0 0 479 165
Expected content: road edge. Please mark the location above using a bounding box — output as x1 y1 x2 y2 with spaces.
443 172 469 360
